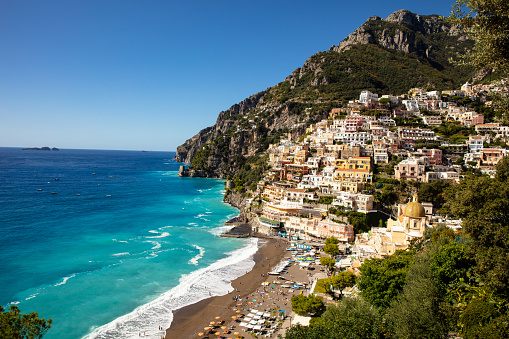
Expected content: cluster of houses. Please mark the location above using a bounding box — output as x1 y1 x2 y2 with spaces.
248 80 508 263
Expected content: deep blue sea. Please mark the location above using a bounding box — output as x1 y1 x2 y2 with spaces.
0 148 257 338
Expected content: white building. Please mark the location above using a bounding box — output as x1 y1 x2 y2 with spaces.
359 90 379 103
402 99 420 112
332 192 374 213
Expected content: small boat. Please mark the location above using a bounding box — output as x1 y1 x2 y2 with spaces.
106 195 111 197
76 194 81 196
37 189 42 191
51 192 57 194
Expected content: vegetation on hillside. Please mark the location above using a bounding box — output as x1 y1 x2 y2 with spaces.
282 43 473 103
285 158 509 339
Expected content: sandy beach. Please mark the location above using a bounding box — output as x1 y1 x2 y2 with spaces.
165 236 317 339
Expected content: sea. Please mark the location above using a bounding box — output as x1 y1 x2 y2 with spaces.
0 147 258 338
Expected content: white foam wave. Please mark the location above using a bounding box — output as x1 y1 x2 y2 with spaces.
25 293 39 301
55 274 76 286
194 214 206 219
112 252 130 257
189 245 205 265
209 225 235 236
145 232 170 239
83 238 259 339
146 241 161 250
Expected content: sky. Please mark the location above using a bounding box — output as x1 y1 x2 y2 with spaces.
0 0 458 151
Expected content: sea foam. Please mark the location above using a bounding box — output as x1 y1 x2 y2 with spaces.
83 238 258 339
189 245 205 265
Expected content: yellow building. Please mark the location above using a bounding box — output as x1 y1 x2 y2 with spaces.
333 157 372 186
374 195 428 255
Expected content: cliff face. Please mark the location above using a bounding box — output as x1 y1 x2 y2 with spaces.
175 89 321 178
175 9 474 180
175 91 265 165
331 10 467 55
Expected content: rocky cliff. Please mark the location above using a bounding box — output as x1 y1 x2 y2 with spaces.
331 9 466 55
175 9 474 184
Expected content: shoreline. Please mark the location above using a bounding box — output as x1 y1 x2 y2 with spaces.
165 236 288 339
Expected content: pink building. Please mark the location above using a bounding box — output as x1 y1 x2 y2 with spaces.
316 220 354 242
394 157 426 182
417 148 442 166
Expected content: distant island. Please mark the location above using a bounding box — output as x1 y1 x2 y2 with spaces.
22 147 59 151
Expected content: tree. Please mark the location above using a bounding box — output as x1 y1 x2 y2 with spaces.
418 181 451 208
331 271 356 296
449 0 509 73
291 294 324 316
387 251 451 339
358 250 415 309
320 256 336 276
449 0 509 123
323 237 340 257
459 297 509 338
0 305 52 339
285 297 384 339
443 157 509 297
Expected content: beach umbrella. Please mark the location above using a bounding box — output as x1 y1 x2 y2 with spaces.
221 326 227 330
198 333 204 337
215 316 221 319
215 332 221 336
234 332 240 336
236 310 241 313
231 315 237 319
210 321 216 325
204 327 210 331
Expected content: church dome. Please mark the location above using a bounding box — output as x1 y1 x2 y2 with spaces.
403 195 426 218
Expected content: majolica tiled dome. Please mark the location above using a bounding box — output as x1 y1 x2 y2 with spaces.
403 195 426 218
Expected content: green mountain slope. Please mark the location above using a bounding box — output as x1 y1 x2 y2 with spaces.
175 10 475 181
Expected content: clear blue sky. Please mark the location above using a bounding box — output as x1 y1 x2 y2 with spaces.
0 0 457 151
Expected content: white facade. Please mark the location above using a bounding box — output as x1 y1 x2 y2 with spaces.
402 99 420 112
359 90 379 103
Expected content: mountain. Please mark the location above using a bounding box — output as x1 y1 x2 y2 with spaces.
175 9 474 181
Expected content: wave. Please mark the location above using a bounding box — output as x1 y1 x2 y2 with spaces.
145 232 170 239
83 238 259 339
55 274 76 286
188 245 205 265
25 293 39 301
208 225 235 236
146 241 161 250
112 252 130 257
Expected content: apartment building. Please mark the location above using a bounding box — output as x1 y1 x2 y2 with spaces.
394 157 426 181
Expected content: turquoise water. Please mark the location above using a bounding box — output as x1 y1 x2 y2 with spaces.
0 148 257 338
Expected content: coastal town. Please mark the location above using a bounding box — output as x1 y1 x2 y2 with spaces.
244 79 508 258
176 79 509 338
4 2 509 338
